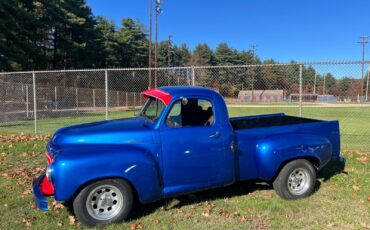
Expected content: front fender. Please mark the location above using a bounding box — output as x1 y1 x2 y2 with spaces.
255 134 332 180
52 145 162 203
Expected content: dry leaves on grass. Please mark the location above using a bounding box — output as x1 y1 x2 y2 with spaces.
20 218 32 227
0 134 51 143
357 156 369 164
18 216 36 228
360 222 370 229
342 150 370 157
130 223 143 230
69 216 76 225
1 166 45 183
201 201 215 218
52 201 65 210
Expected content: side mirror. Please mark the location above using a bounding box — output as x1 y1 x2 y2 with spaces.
181 97 188 106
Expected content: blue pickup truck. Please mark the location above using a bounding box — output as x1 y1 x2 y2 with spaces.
33 86 345 227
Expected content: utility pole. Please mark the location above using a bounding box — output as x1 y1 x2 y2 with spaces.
167 35 172 85
323 73 326 95
148 0 152 89
250 44 257 102
251 44 257 59
154 0 163 88
313 70 317 95
366 65 370 101
358 35 369 98
167 35 172 67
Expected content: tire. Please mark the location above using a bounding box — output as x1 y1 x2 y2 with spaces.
273 159 316 200
73 179 133 227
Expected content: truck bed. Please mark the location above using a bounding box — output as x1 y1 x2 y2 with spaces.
230 113 320 130
229 113 340 182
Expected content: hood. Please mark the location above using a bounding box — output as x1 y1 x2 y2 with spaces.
51 116 153 147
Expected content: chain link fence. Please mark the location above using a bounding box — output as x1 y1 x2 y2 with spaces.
1 61 369 150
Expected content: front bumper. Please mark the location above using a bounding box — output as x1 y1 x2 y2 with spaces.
32 173 54 211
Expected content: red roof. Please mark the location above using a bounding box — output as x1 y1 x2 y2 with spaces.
142 88 172 106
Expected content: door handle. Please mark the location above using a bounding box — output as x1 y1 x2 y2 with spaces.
209 131 221 138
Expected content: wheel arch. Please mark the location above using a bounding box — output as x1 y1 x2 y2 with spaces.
68 176 140 204
269 156 320 182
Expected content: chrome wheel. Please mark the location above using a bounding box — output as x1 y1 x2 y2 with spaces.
287 168 311 195
86 185 123 220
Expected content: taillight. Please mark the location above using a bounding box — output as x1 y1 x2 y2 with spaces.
45 151 53 164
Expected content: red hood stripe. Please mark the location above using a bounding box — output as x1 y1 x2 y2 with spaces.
142 88 172 106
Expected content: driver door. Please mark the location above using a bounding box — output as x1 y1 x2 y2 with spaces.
160 97 226 196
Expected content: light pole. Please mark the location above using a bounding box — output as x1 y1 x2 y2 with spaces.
250 44 257 102
358 35 370 98
154 0 163 88
323 73 326 95
313 70 317 95
167 34 172 85
366 65 370 101
148 0 153 89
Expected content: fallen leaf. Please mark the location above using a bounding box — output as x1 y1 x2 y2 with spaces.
131 223 143 230
20 218 32 227
69 216 75 225
357 156 369 164
360 222 370 229
23 189 32 195
52 201 65 210
240 216 248 222
326 222 335 228
201 210 210 217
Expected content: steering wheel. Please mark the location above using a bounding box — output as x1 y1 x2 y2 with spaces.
204 115 214 126
166 116 180 127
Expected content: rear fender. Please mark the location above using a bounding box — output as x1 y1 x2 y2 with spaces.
52 145 162 203
255 134 332 180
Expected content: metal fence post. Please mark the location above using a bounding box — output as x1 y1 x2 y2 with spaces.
366 65 370 101
126 92 128 107
92 89 96 112
54 86 58 110
116 91 119 107
191 66 195 86
105 70 108 120
32 72 37 134
75 87 79 114
299 64 303 117
26 85 29 118
133 93 136 107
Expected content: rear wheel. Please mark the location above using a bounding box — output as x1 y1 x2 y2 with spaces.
73 179 133 227
273 159 316 200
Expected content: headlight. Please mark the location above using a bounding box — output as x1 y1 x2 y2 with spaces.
46 165 53 183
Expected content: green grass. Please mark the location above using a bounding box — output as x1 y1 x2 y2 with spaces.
0 136 369 229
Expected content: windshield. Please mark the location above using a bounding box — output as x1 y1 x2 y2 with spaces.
139 97 166 122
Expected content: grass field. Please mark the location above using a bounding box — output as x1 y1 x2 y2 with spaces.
0 135 368 229
1 105 369 150
0 106 369 229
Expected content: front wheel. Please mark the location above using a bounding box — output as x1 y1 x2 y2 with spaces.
73 179 133 227
273 159 316 200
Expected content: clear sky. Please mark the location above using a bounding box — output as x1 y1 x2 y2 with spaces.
86 0 370 63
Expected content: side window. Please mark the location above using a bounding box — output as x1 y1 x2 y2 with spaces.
166 98 214 128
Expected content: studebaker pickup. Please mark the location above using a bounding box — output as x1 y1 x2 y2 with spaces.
33 86 345 227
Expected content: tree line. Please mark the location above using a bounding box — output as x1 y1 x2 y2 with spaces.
0 0 366 97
